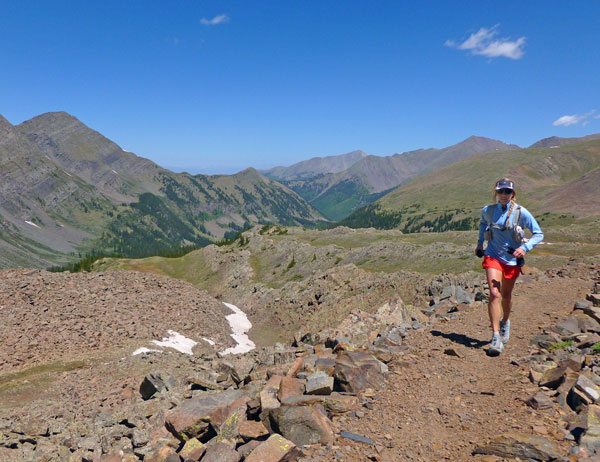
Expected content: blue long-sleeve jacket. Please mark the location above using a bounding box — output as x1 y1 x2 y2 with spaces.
477 202 544 266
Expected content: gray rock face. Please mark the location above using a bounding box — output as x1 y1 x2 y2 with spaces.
305 371 334 396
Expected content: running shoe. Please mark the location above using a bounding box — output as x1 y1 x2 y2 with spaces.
488 333 504 356
500 319 511 344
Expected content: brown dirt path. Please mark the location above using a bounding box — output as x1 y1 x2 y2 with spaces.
302 270 593 461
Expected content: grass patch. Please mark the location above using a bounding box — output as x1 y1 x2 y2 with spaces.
549 340 574 351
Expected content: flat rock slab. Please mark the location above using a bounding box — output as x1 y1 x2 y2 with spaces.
270 405 334 446
280 393 358 414
164 389 247 440
245 433 302 462
473 432 560 461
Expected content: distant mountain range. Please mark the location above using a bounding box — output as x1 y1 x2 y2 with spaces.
2 110 599 269
262 136 520 220
339 135 600 232
0 112 325 268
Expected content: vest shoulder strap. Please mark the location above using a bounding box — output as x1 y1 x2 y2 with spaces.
485 204 495 225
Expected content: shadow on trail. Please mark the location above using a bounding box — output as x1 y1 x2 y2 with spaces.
430 330 488 349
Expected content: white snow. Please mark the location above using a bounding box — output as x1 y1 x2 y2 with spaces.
131 303 254 357
220 302 255 355
25 220 41 229
151 330 198 354
132 347 161 356
132 330 198 356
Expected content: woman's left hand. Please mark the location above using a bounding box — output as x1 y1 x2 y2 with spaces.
512 247 526 258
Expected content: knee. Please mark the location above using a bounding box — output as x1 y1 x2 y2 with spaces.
489 289 502 302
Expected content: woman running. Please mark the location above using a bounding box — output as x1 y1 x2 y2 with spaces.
475 178 544 356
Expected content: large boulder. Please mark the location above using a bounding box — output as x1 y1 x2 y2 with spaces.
333 352 387 393
164 389 247 441
270 406 334 446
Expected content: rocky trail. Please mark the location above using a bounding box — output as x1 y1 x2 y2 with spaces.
301 268 594 461
1 260 599 461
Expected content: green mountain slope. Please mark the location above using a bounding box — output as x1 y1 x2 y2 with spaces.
340 138 600 232
0 113 326 267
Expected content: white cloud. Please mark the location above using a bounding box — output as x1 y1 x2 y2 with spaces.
553 110 596 127
446 25 526 60
201 14 229 26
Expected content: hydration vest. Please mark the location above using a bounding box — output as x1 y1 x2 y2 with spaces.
483 203 527 245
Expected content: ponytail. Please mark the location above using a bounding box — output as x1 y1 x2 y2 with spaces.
506 200 515 228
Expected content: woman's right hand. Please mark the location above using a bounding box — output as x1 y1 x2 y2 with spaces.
475 245 484 258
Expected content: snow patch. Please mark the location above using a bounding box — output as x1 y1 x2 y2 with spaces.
202 337 216 345
221 302 255 355
151 330 198 354
25 221 41 229
132 347 161 356
132 330 198 356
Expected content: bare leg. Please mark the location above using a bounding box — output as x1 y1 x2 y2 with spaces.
500 277 517 322
486 267 503 333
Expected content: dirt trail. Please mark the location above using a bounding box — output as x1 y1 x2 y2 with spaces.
302 272 592 461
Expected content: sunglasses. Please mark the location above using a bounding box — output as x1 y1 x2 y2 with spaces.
497 188 514 195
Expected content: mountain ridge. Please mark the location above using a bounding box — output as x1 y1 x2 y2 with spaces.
340 136 600 232
0 111 327 268
266 135 520 220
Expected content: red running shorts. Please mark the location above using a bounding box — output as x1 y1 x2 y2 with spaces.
482 255 521 280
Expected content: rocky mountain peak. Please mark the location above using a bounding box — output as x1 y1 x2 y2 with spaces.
456 135 520 151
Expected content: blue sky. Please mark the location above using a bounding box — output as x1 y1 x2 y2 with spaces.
1 1 599 173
